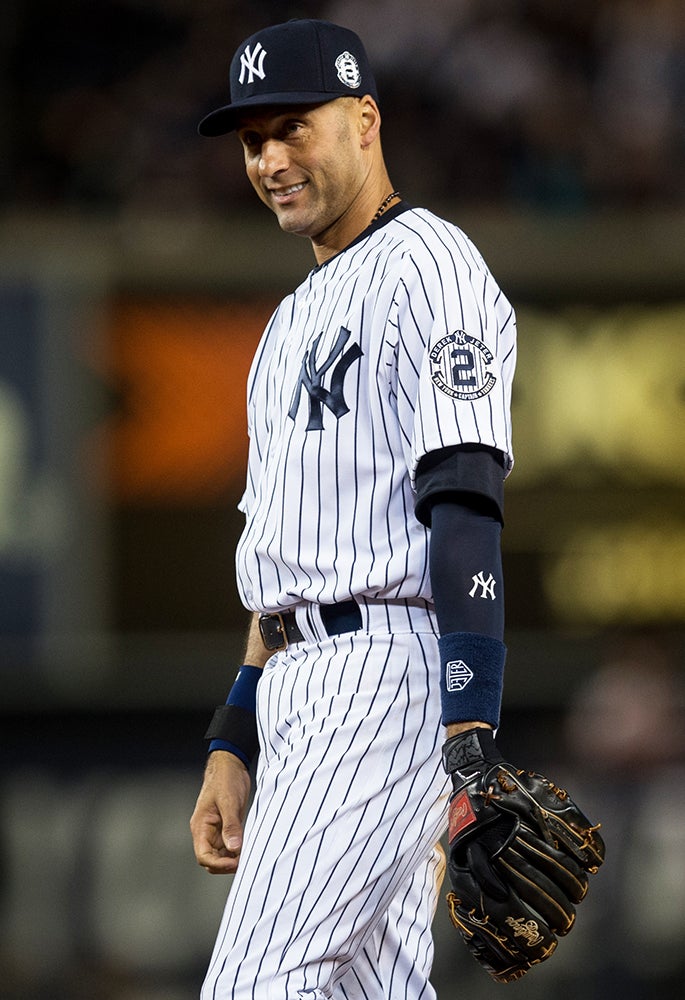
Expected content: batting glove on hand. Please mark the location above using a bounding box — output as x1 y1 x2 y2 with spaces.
442 728 605 983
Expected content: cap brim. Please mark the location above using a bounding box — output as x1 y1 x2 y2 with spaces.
197 91 342 136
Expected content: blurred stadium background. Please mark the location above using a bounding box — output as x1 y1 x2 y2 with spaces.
1 1 684 998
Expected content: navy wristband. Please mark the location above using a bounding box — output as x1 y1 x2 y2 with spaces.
226 663 261 710
205 703 260 764
207 737 253 768
438 631 506 728
205 664 261 765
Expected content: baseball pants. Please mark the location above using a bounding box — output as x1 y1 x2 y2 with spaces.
201 601 450 1000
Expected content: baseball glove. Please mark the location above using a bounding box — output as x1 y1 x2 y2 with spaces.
442 728 605 983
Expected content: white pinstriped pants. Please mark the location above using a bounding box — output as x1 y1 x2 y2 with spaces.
201 605 450 999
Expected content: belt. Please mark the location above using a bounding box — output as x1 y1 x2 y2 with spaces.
258 600 362 651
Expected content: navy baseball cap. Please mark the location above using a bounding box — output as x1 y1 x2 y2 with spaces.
198 19 378 136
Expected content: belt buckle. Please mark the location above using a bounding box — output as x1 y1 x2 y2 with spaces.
259 612 288 651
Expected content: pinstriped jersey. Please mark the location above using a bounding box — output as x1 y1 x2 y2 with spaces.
235 206 516 613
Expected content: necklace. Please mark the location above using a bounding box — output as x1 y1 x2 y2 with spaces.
372 190 401 221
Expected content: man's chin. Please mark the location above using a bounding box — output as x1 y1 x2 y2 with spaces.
274 209 316 239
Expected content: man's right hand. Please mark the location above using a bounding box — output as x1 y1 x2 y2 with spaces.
190 750 252 874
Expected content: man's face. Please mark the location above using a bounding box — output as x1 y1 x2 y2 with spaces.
236 99 369 243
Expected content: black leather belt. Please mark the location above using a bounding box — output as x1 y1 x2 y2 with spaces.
258 600 362 650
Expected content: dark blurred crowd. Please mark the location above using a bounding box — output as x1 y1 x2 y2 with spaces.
4 0 685 215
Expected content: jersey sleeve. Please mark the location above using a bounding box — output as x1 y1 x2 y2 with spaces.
391 222 516 490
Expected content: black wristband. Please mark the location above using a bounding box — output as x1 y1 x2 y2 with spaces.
205 704 259 764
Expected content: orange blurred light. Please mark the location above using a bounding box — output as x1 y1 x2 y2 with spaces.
93 300 275 503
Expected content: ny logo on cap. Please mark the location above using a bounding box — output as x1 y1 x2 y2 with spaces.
239 42 267 85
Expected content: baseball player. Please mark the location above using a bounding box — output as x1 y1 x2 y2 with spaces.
190 19 604 999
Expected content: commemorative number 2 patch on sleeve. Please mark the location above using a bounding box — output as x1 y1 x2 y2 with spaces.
430 331 497 401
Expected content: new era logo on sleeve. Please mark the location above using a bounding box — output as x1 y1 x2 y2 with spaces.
446 659 473 692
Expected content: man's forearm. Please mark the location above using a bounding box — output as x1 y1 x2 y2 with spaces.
243 612 272 668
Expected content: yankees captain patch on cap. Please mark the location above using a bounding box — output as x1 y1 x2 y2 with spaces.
198 19 379 136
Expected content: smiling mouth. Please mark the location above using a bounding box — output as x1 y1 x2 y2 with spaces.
269 182 306 203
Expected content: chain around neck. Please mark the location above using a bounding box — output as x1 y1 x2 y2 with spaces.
372 190 401 222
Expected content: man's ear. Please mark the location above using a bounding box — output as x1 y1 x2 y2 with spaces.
358 95 381 148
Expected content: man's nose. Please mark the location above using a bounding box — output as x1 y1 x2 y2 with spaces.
258 139 288 176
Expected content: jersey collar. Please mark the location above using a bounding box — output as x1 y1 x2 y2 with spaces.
311 200 411 273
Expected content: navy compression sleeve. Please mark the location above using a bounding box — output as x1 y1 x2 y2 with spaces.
429 501 504 640
416 444 508 726
430 500 507 726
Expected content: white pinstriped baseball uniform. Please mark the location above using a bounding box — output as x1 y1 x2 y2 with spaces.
202 206 516 999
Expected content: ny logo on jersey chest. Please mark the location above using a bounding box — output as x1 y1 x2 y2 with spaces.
288 326 363 431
